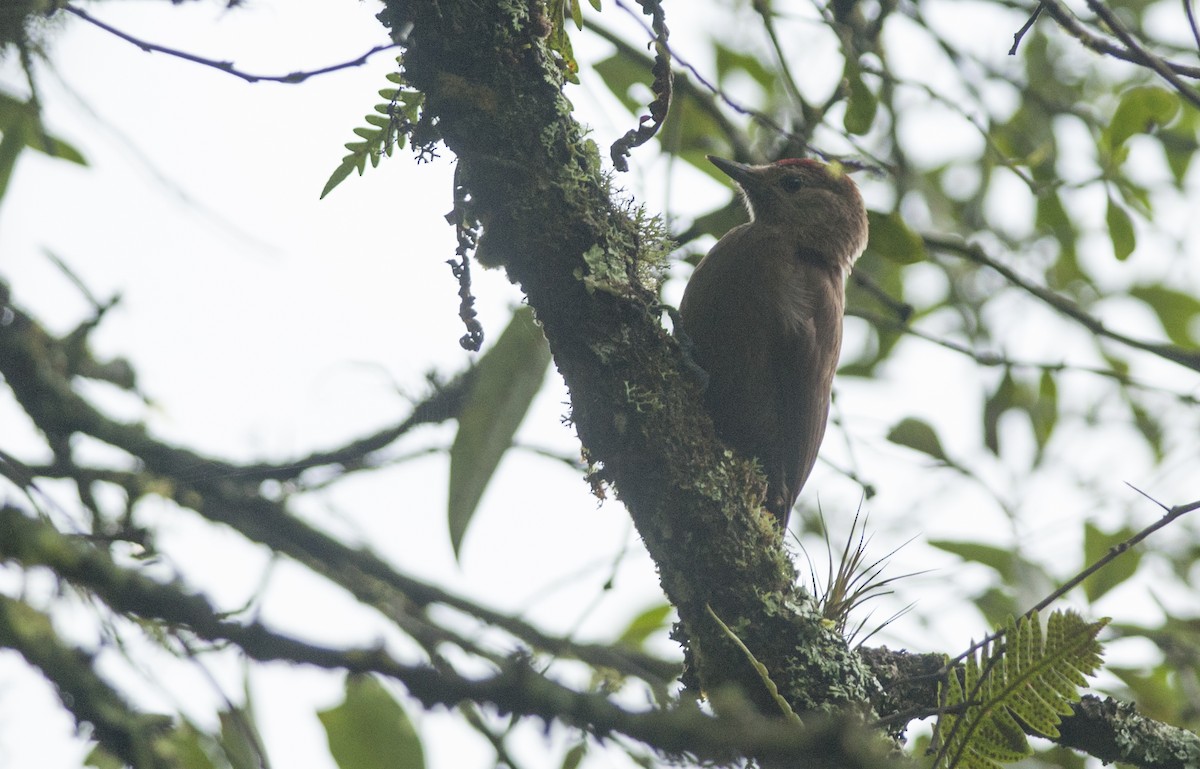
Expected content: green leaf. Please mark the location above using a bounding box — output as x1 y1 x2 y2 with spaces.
1105 196 1136 260
1031 369 1058 459
165 725 220 769
929 541 1021 582
1128 284 1200 347
1127 398 1165 461
713 44 774 89
843 63 877 136
686 201 747 242
993 101 1055 168
1105 86 1180 151
982 368 1059 463
616 603 673 648
1082 523 1141 602
840 248 905 377
866 210 926 264
886 417 947 462
975 587 1022 630
318 676 425 769
546 0 581 82
449 306 551 559
1036 191 1080 284
560 741 588 769
982 369 1016 456
594 45 728 175
1113 176 1153 217
218 709 264 769
83 746 124 769
593 53 648 114
660 89 725 162
1160 108 1199 184
0 119 23 203
139 723 220 769
23 128 87 165
594 49 730 174
0 91 87 166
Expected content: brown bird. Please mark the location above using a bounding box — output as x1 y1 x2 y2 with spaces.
679 155 868 530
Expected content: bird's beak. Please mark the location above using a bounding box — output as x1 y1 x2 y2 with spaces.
707 155 757 186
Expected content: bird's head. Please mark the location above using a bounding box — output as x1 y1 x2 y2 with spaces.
708 155 869 272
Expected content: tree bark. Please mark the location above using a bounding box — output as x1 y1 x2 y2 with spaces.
388 0 877 720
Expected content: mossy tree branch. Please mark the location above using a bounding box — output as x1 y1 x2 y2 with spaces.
387 0 876 719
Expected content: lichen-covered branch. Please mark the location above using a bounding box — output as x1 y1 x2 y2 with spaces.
0 593 173 769
0 503 897 768
384 0 877 723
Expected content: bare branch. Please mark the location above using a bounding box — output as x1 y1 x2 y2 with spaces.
1037 0 1200 86
1010 1 1045 55
1185 0 1200 53
924 233 1200 372
0 502 894 769
1023 489 1199 616
848 307 1200 406
63 5 398 84
1083 0 1200 108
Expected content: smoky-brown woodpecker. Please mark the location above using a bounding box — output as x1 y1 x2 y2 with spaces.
679 155 868 530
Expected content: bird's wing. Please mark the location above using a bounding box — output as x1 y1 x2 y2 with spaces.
768 254 843 524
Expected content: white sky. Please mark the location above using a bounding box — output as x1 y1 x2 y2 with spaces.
1 2 1198 768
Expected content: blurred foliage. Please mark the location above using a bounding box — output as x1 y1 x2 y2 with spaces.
0 89 86 202
319 676 425 769
448 306 551 559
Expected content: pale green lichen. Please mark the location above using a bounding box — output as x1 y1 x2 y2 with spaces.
623 381 660 413
576 243 630 296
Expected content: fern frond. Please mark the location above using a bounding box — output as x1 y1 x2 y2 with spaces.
932 610 1108 769
320 61 424 199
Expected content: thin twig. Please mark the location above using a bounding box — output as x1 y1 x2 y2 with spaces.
752 1 812 122
1083 0 1200 109
1036 0 1200 80
1010 1 1045 55
64 5 398 84
858 60 1039 191
924 233 1200 372
943 491 1200 672
847 307 1200 406
1187 0 1200 53
1025 488 1200 617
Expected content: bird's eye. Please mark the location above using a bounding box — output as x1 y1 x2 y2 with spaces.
780 176 804 193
